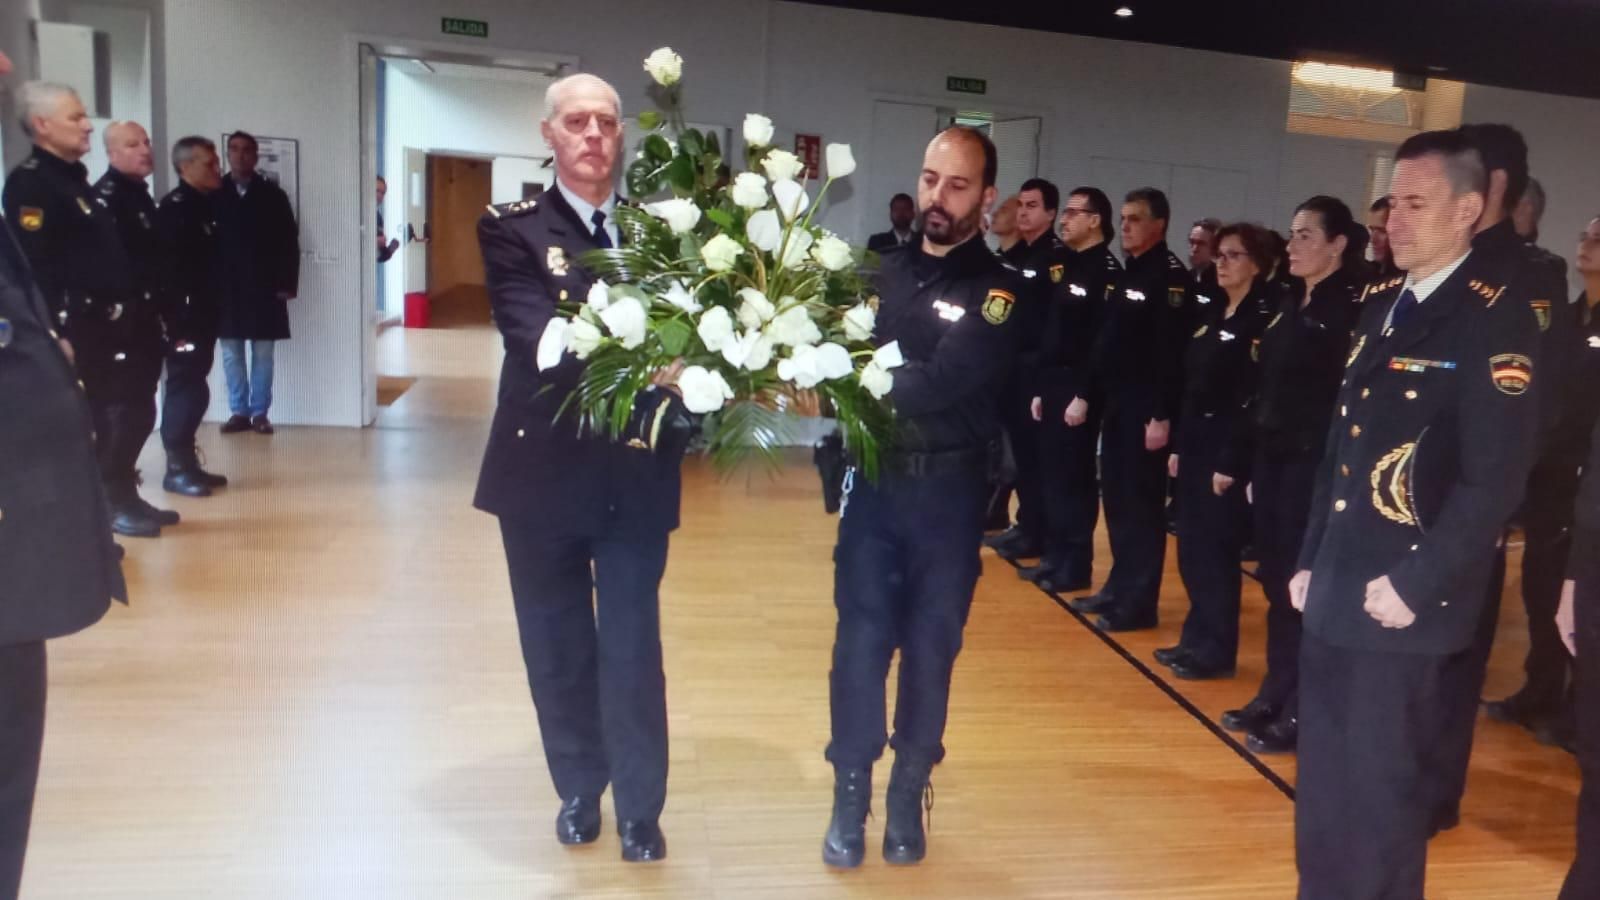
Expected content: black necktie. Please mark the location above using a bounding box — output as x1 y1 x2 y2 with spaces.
591 210 613 249
1389 288 1418 332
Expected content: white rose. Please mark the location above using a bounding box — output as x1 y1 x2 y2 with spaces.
743 113 775 148
873 340 906 370
696 305 736 352
860 361 893 399
677 365 735 414
842 303 876 342
825 143 856 179
643 47 684 86
814 342 853 381
746 209 782 253
536 319 569 371
731 172 769 210
736 287 777 330
766 304 823 347
569 318 604 359
586 280 611 311
772 179 811 221
661 279 702 314
761 148 806 183
780 228 815 269
811 235 853 272
646 198 703 235
776 345 824 389
721 330 774 371
701 233 744 272
598 296 649 350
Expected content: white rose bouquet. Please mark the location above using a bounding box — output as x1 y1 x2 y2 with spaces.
540 48 899 477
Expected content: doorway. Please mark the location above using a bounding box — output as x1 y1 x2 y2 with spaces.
425 153 492 327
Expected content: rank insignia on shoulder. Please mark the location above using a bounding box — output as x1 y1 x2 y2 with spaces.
1530 299 1551 332
981 289 1015 325
1193 325 1207 339
486 199 538 219
1049 264 1064 283
17 207 43 231
547 246 569 277
1268 311 1283 330
76 197 93 216
1361 277 1404 302
1467 279 1506 306
1490 353 1533 395
1167 287 1185 308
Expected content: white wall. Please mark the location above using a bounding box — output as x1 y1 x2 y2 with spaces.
490 156 549 204
67 2 153 180
161 0 1600 427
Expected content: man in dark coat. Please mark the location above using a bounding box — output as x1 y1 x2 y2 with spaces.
0 49 126 900
216 130 299 435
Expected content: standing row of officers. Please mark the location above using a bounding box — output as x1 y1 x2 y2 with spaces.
1 81 300 541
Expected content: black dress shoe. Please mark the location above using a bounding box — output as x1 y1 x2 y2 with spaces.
1069 592 1117 615
1152 645 1191 668
1037 571 1092 594
554 796 600 846
1169 657 1236 681
132 495 181 527
163 466 212 498
109 504 161 538
1095 608 1157 633
1221 697 1281 733
1246 717 1298 754
1483 690 1551 731
220 414 251 434
1017 561 1057 582
250 415 275 435
618 820 666 862
983 525 1026 550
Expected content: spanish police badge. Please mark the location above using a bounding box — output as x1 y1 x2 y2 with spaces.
981 289 1015 325
1530 300 1552 332
1049 264 1064 284
546 246 569 276
1490 353 1533 396
17 207 43 231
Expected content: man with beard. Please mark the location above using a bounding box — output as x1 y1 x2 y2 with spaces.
867 192 917 253
821 126 1024 870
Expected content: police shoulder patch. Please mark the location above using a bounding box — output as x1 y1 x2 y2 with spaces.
1530 299 1552 332
1167 286 1186 308
1049 264 1064 283
1490 353 1533 396
17 207 43 231
981 289 1015 325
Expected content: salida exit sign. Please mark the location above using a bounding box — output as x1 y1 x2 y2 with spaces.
442 17 489 38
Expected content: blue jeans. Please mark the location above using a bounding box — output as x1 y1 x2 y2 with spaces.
219 339 275 418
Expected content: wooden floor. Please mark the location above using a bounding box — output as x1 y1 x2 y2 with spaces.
21 324 1579 898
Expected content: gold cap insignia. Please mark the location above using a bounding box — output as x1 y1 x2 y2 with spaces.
981 289 1015 325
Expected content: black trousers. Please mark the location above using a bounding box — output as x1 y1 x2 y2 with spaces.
1175 417 1249 668
498 520 671 823
1518 462 1580 709
1036 399 1101 574
1006 392 1044 540
1099 398 1169 618
1297 632 1449 900
89 372 161 490
1430 548 1505 829
160 341 216 453
1250 449 1319 717
0 641 46 900
827 462 986 769
1563 565 1600 899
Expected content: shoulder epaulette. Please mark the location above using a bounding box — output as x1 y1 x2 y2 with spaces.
485 198 539 219
20 157 38 171
1359 276 1405 303
1467 278 1507 307
1167 254 1184 270
97 180 114 195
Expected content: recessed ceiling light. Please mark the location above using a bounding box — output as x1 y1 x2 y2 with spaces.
1115 6 1134 17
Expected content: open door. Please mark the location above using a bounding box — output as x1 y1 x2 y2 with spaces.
402 147 428 303
359 42 379 424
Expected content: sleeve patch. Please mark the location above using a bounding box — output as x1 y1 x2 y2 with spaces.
981 289 1015 325
1490 353 1533 396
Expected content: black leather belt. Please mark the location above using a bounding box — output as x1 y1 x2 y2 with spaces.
882 447 987 477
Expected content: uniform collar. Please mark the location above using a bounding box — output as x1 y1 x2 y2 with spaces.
556 179 617 229
104 166 151 193
1472 219 1521 256
1125 240 1171 271
30 144 88 181
1402 250 1472 304
929 233 999 278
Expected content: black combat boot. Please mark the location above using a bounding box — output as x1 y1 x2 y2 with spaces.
163 449 212 497
821 767 872 869
192 447 228 489
882 755 933 865
106 480 162 538
130 470 180 526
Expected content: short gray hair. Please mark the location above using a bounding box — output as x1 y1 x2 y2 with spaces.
102 119 146 151
16 81 79 139
170 135 215 175
543 73 621 123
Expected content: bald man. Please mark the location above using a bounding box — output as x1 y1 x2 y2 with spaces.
93 121 179 534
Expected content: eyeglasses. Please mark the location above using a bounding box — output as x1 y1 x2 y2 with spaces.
1215 249 1252 264
1062 208 1094 219
559 112 621 137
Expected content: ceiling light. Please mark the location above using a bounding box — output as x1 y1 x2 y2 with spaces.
1114 6 1134 17
1293 62 1398 92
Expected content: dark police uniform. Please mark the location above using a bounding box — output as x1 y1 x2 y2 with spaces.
1562 415 1600 900
1171 284 1272 673
0 213 124 899
828 234 1025 772
1294 252 1540 900
1225 268 1362 731
155 180 227 494
1080 241 1188 630
1028 240 1120 588
991 231 1058 553
475 187 684 830
93 168 169 507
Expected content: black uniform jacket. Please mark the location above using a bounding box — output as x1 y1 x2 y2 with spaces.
94 168 166 373
156 182 225 348
1090 241 1189 423
1297 253 1541 654
1032 240 1120 410
1474 221 1573 449
875 236 1028 454
473 188 682 535
1241 267 1364 467
0 218 125 645
1179 284 1273 474
216 175 299 341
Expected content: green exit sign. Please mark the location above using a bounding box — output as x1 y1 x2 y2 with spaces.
947 76 987 95
442 17 489 38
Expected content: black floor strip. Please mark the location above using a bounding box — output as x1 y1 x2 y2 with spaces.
1005 557 1297 802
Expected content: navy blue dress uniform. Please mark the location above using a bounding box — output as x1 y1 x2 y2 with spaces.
989 231 1059 556
1562 416 1600 900
1024 240 1120 590
0 213 124 900
1221 268 1362 741
1076 241 1188 630
475 187 686 854
824 234 1024 866
1169 284 1272 676
155 181 228 496
215 175 299 343
1294 253 1540 900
